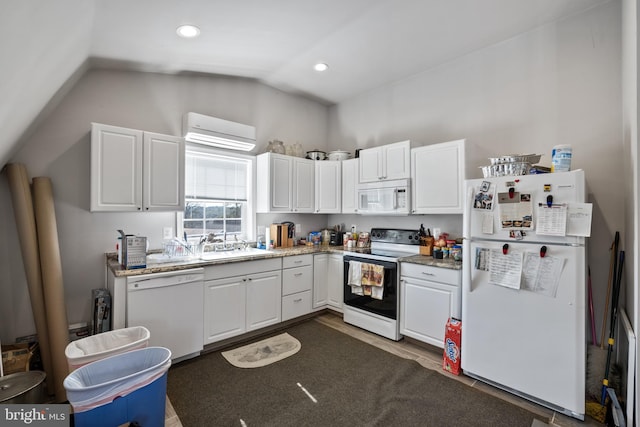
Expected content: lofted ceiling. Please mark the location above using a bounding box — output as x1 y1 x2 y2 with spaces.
1 0 610 167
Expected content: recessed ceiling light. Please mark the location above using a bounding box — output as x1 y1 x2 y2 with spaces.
176 25 200 38
314 62 329 72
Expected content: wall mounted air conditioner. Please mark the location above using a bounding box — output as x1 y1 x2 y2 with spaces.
183 112 256 151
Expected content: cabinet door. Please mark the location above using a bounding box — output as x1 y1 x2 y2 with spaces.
400 276 460 348
292 158 315 212
246 270 282 330
411 139 465 214
341 158 358 213
270 154 293 211
313 254 328 308
143 132 185 211
204 277 246 344
383 141 411 180
315 161 341 213
358 147 382 183
327 254 344 310
91 123 143 211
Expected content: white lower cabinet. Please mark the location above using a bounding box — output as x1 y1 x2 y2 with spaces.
282 255 313 321
400 263 461 348
313 253 344 311
327 254 344 311
313 254 328 308
204 258 282 345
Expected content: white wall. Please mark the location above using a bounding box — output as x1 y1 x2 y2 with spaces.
0 0 94 167
328 2 623 343
0 69 329 342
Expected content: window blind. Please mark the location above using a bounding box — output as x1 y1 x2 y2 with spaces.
185 152 248 201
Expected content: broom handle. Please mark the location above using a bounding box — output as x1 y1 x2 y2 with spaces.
601 250 624 405
600 243 614 348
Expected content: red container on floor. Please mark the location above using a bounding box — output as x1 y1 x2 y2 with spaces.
442 318 462 375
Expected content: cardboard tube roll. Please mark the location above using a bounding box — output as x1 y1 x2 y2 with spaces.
32 177 70 403
5 164 54 396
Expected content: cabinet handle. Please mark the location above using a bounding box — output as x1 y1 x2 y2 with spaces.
294 272 303 277
421 272 435 276
294 260 302 264
294 298 302 303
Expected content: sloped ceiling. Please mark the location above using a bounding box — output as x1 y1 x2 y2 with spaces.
0 0 609 168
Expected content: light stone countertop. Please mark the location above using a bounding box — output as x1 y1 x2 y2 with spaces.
107 245 364 277
107 245 462 277
398 255 462 270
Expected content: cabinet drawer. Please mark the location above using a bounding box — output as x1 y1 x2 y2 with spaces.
205 258 282 280
282 265 313 295
282 254 313 269
282 290 312 321
401 263 461 286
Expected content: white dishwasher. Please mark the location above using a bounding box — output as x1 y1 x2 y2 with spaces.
127 268 204 362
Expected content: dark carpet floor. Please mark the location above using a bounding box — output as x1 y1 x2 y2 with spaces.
167 320 546 427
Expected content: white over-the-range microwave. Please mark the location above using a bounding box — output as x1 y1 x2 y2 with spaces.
357 179 410 215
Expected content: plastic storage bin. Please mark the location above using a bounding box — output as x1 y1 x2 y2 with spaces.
65 326 150 371
64 346 171 427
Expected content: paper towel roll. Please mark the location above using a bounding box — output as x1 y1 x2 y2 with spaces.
6 164 54 396
33 177 70 402
265 226 271 248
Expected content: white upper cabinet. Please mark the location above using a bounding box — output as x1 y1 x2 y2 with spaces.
358 140 410 183
315 160 341 213
293 157 315 213
143 132 185 211
341 158 358 214
256 153 315 213
91 123 184 212
411 139 465 214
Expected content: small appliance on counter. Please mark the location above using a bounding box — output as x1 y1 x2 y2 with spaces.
117 230 147 269
329 231 345 246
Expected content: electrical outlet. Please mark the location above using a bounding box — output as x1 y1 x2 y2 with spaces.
351 224 357 233
163 227 173 240
295 223 302 234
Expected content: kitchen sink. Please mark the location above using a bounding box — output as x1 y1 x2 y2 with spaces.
146 253 196 264
199 247 266 261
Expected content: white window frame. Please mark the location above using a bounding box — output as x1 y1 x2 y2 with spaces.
176 144 256 241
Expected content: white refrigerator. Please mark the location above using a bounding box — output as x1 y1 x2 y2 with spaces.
462 170 588 420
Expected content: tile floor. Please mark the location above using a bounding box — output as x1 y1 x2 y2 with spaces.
164 311 603 426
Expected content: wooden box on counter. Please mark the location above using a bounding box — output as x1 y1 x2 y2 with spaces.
270 224 293 248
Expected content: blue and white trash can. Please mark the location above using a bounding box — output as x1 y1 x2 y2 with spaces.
63 346 171 427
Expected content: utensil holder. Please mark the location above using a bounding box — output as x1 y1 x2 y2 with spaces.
420 237 434 256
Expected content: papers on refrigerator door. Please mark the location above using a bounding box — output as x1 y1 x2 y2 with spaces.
497 192 533 230
481 212 494 234
566 203 593 237
522 252 565 297
473 181 495 211
488 249 523 289
536 203 567 236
